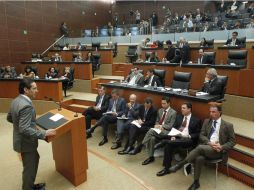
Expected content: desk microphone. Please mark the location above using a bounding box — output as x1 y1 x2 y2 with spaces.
44 96 62 111
74 112 78 117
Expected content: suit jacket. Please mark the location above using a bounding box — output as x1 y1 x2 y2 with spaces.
124 103 140 120
7 95 46 153
199 118 236 152
165 48 175 61
107 97 126 117
156 107 177 131
138 105 157 128
197 54 209 65
225 38 241 46
126 72 144 86
201 77 223 96
170 55 181 63
144 75 162 87
95 94 110 113
173 114 201 146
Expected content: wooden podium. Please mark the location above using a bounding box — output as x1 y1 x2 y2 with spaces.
38 108 88 186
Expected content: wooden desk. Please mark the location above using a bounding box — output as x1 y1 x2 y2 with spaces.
48 49 113 64
102 83 220 120
0 79 63 101
21 61 92 80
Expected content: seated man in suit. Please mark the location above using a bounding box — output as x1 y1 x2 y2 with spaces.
169 103 235 190
118 97 157 155
197 49 208 64
125 67 144 86
111 94 140 149
86 89 126 146
51 53 63 62
83 86 110 135
225 31 241 46
200 68 223 96
156 102 201 176
144 69 162 87
134 97 177 165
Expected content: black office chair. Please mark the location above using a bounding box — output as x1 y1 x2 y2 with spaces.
125 45 138 63
171 71 192 90
227 50 248 67
204 52 216 65
153 69 166 86
92 54 101 77
216 75 228 102
206 39 214 48
238 37 246 48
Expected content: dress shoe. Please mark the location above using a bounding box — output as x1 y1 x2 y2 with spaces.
169 164 182 173
129 144 143 155
33 183 46 190
188 181 200 190
184 163 192 176
86 133 92 139
142 157 154 165
118 146 133 155
156 168 170 176
98 138 108 146
111 142 121 149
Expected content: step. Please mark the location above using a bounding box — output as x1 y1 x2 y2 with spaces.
69 104 90 109
229 144 254 168
225 158 254 188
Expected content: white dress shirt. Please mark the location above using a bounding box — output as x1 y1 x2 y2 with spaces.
210 117 221 143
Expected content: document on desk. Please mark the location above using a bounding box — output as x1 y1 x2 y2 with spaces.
151 128 161 134
49 113 64 122
131 120 142 128
168 128 183 136
196 92 209 96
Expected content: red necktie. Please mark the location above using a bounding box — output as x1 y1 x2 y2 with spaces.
159 110 167 125
179 116 187 132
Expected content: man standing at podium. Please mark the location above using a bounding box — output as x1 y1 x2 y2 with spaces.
7 78 56 190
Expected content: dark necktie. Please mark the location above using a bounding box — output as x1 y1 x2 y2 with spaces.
179 116 187 132
144 108 148 120
209 120 217 138
159 110 167 125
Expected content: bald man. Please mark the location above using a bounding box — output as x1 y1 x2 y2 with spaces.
111 94 140 149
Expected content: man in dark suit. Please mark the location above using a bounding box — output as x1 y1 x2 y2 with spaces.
144 69 162 87
111 94 140 149
156 102 201 176
7 78 56 190
201 68 223 96
169 104 235 190
137 97 177 165
197 49 209 64
169 49 181 63
83 86 110 134
125 67 144 86
225 31 241 46
165 40 175 61
86 89 126 146
118 97 157 155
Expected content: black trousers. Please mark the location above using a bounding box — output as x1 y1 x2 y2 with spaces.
21 150 40 190
97 114 117 137
163 138 193 168
83 107 103 129
128 124 150 147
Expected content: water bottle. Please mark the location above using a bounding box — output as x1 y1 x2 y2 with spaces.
154 81 157 89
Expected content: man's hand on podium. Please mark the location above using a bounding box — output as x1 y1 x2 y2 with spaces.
45 129 57 137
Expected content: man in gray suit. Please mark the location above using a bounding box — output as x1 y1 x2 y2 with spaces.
7 78 56 190
169 104 235 190
138 96 177 165
125 67 144 86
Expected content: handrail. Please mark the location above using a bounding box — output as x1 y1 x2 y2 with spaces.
41 35 65 56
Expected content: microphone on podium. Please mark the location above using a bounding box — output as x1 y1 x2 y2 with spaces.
44 96 62 111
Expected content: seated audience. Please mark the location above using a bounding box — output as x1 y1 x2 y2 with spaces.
84 86 110 132
111 94 140 149
156 102 201 176
51 53 63 62
197 49 209 64
144 69 162 87
125 67 144 86
142 38 150 47
225 31 241 46
21 66 36 79
73 52 83 62
146 52 160 63
45 67 58 79
169 104 235 190
1 66 17 79
86 89 126 146
133 97 176 165
63 43 70 50
118 97 157 155
200 68 223 96
220 21 229 30
164 40 175 61
200 38 208 47
76 42 85 50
